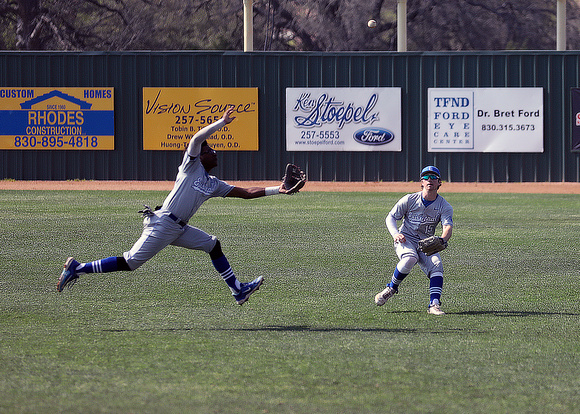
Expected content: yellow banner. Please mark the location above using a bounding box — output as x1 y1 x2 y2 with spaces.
143 88 259 151
0 87 114 150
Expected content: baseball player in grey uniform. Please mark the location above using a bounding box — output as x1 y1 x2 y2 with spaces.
58 106 291 305
375 166 453 315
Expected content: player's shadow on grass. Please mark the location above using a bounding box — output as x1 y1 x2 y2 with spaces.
101 326 420 333
452 310 579 317
226 325 492 334
231 325 419 333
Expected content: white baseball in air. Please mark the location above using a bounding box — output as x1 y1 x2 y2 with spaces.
367 19 377 28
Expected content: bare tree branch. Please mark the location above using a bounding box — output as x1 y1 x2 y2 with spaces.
1 0 580 51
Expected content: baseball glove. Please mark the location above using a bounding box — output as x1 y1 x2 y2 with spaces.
418 236 448 256
282 163 306 194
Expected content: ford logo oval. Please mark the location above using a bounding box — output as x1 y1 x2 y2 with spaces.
353 128 395 145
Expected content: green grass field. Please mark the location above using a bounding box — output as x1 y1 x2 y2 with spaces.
0 189 578 413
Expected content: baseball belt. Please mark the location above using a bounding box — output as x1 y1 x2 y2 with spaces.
168 213 188 227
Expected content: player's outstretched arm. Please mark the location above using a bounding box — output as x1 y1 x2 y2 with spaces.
188 106 236 157
226 184 288 199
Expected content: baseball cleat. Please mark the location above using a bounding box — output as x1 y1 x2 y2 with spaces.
233 276 263 305
57 257 80 292
375 285 397 306
428 303 445 315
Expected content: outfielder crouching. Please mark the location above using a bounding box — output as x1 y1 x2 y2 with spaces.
375 166 453 315
58 106 295 305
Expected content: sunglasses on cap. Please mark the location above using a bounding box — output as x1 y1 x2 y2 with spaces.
421 174 439 180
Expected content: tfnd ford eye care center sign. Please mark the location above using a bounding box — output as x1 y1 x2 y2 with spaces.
286 88 402 151
0 88 114 150
143 88 258 151
428 88 543 152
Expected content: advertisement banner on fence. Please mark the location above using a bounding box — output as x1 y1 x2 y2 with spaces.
428 88 543 152
143 88 258 151
0 87 114 150
571 88 580 151
286 88 402 151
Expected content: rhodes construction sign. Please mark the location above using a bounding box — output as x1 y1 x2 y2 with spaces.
0 88 114 150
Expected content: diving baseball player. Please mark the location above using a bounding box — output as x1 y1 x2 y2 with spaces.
375 166 453 315
58 106 293 305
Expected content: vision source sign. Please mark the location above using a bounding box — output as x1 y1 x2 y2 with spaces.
0 88 114 150
142 88 258 151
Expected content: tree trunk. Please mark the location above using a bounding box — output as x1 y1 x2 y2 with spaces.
16 0 42 50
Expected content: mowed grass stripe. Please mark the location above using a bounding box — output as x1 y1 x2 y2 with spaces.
0 190 578 413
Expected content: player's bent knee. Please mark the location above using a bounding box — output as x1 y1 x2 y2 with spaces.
404 254 418 266
398 254 418 273
209 240 224 260
117 256 132 271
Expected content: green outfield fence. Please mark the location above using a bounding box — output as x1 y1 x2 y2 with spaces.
1 50 579 182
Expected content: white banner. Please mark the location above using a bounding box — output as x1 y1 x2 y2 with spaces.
286 88 401 151
428 88 543 152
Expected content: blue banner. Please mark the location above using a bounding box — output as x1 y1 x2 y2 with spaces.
0 87 114 150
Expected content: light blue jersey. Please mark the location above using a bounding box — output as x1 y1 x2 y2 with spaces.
388 191 453 242
123 117 233 269
161 152 233 222
160 119 234 222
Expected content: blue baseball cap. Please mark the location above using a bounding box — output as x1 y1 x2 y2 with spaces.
420 166 441 179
